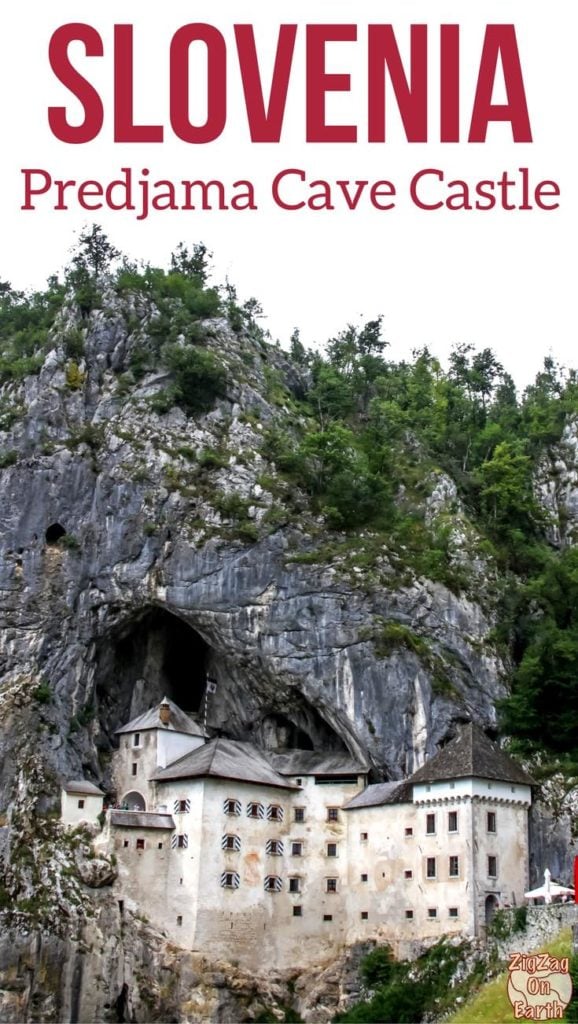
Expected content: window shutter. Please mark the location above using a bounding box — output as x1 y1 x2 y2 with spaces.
221 834 241 851
264 875 283 892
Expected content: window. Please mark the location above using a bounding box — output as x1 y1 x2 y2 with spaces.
136 838 145 850
405 909 414 919
267 804 284 822
123 839 129 848
326 843 338 857
449 855 459 878
426 813 436 835
428 908 437 919
326 878 338 893
293 906 303 917
266 839 284 856
133 733 140 747
224 798 241 816
77 799 85 809
405 827 413 837
247 802 265 819
449 907 459 918
221 834 241 852
295 779 303 787
176 915 183 926
448 811 458 833
487 811 497 834
171 834 188 849
291 841 303 856
131 763 138 777
361 911 369 920
158 842 163 849
323 914 333 922
360 832 368 842
220 871 240 889
404 870 413 879
488 855 497 878
361 873 368 883
289 877 301 893
426 857 436 879
294 807 305 823
264 875 283 892
327 807 339 822
174 799 191 814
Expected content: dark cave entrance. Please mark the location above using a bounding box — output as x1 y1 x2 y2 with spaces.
45 522 67 545
95 608 209 738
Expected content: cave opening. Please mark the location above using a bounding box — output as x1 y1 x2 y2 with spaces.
45 522 67 544
254 706 347 754
95 607 209 739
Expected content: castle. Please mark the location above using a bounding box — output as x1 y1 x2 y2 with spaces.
61 698 534 968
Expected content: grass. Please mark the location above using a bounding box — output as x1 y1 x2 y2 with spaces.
447 928 572 1024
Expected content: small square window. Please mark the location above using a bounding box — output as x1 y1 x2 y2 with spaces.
405 827 413 837
326 843 338 857
428 908 437 919
487 811 497 834
289 877 301 893
405 909 414 919
326 878 338 893
327 807 339 822
361 873 368 883
449 855 459 878
426 813 436 835
488 855 497 878
123 839 129 848
77 799 85 809
133 733 140 747
291 842 303 856
323 914 333 922
293 905 303 917
361 911 369 920
360 832 368 842
294 807 305 823
295 778 303 787
131 763 138 777
426 857 436 879
136 838 145 850
247 802 264 819
158 842 163 849
449 907 459 918
177 915 183 926
176 834 188 849
404 869 413 879
268 804 283 821
448 811 458 833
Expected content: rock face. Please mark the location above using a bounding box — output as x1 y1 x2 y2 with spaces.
0 292 577 1020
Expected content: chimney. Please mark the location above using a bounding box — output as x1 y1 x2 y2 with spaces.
159 700 171 726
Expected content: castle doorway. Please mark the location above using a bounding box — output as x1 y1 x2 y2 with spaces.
485 893 499 926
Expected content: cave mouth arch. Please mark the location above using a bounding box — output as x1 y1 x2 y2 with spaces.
45 522 67 544
95 607 210 738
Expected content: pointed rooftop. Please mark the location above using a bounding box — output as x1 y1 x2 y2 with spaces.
115 697 206 739
408 722 535 788
151 738 296 790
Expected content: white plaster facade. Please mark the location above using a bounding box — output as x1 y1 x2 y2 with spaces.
86 703 534 969
61 781 104 826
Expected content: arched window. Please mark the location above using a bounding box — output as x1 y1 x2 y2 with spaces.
121 791 146 811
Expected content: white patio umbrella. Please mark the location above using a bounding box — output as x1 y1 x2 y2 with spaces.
525 868 575 903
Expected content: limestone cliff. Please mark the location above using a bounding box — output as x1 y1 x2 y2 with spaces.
0 281 576 1021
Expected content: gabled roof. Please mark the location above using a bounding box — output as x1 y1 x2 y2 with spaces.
110 811 175 830
115 697 206 738
63 780 104 796
408 723 535 787
269 750 368 777
344 781 412 810
152 739 296 790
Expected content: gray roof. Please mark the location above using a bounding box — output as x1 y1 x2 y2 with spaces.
269 751 368 777
152 739 295 790
110 811 175 830
408 723 535 787
63 780 104 796
344 781 411 810
116 697 206 738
